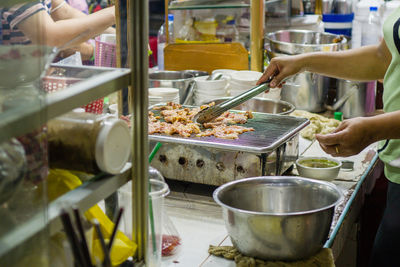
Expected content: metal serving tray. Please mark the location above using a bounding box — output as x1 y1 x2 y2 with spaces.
149 107 309 153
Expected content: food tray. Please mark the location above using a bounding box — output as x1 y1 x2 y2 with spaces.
149 106 309 153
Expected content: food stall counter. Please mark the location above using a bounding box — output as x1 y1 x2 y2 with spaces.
161 138 382 266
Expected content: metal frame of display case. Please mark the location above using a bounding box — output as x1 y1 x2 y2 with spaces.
0 0 150 264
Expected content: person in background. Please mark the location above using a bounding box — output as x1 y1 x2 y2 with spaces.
1 0 115 60
66 0 89 14
257 7 400 266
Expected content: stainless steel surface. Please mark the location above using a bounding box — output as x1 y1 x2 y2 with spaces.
0 169 131 258
0 65 130 144
151 135 299 186
335 80 371 118
149 71 194 104
200 97 295 115
213 176 343 261
130 0 149 260
265 30 347 55
150 108 309 153
296 157 342 181
194 82 270 124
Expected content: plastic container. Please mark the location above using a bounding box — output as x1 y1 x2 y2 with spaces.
47 111 131 174
95 34 117 67
362 6 382 45
157 14 174 70
119 179 170 266
322 13 354 36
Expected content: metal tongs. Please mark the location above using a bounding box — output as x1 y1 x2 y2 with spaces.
193 77 273 124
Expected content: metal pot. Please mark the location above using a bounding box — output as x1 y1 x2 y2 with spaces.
200 97 295 115
265 30 349 112
326 79 374 118
149 71 195 104
213 176 343 261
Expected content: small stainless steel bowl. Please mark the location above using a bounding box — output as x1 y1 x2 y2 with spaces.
296 157 342 181
213 176 343 261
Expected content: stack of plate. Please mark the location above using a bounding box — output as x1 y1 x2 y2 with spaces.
229 70 263 96
194 76 228 105
149 87 180 106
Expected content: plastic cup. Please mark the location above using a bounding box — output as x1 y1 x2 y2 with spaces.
119 179 169 266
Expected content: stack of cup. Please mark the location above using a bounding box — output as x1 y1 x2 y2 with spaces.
194 76 228 105
229 70 263 96
148 87 180 106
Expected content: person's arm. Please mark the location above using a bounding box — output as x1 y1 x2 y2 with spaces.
50 0 115 33
315 111 400 157
17 7 115 48
258 39 392 88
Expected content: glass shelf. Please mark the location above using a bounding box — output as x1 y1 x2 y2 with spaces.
169 0 282 10
0 166 131 260
169 0 250 10
0 64 130 144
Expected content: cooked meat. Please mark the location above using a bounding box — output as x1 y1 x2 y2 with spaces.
149 102 254 139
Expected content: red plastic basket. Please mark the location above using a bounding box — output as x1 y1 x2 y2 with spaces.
95 36 117 67
42 76 104 114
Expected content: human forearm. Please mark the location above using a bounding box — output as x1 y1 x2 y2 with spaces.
300 43 390 81
259 39 391 87
19 7 115 47
363 111 400 142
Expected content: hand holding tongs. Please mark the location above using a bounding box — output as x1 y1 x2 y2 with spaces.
193 77 273 124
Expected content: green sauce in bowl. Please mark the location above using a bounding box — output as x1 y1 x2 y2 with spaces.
299 158 339 168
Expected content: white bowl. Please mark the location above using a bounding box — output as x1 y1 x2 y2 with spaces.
230 70 263 86
296 157 342 181
195 76 228 91
149 87 180 98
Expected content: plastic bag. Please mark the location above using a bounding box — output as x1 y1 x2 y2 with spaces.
149 167 182 257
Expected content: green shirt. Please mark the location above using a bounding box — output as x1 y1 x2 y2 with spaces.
381 7 400 183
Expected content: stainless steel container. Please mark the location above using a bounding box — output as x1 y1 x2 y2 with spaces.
213 176 343 261
265 30 348 112
266 30 347 55
149 71 194 104
334 79 374 118
200 97 295 115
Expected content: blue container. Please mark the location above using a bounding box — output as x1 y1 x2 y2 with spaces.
322 13 354 36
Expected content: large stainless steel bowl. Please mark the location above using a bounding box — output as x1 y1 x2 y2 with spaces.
200 97 295 115
213 176 343 261
265 30 348 55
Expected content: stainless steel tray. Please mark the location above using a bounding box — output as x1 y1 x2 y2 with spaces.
149 107 309 153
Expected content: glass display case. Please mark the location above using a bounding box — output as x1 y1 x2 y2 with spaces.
163 0 291 72
0 0 148 266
